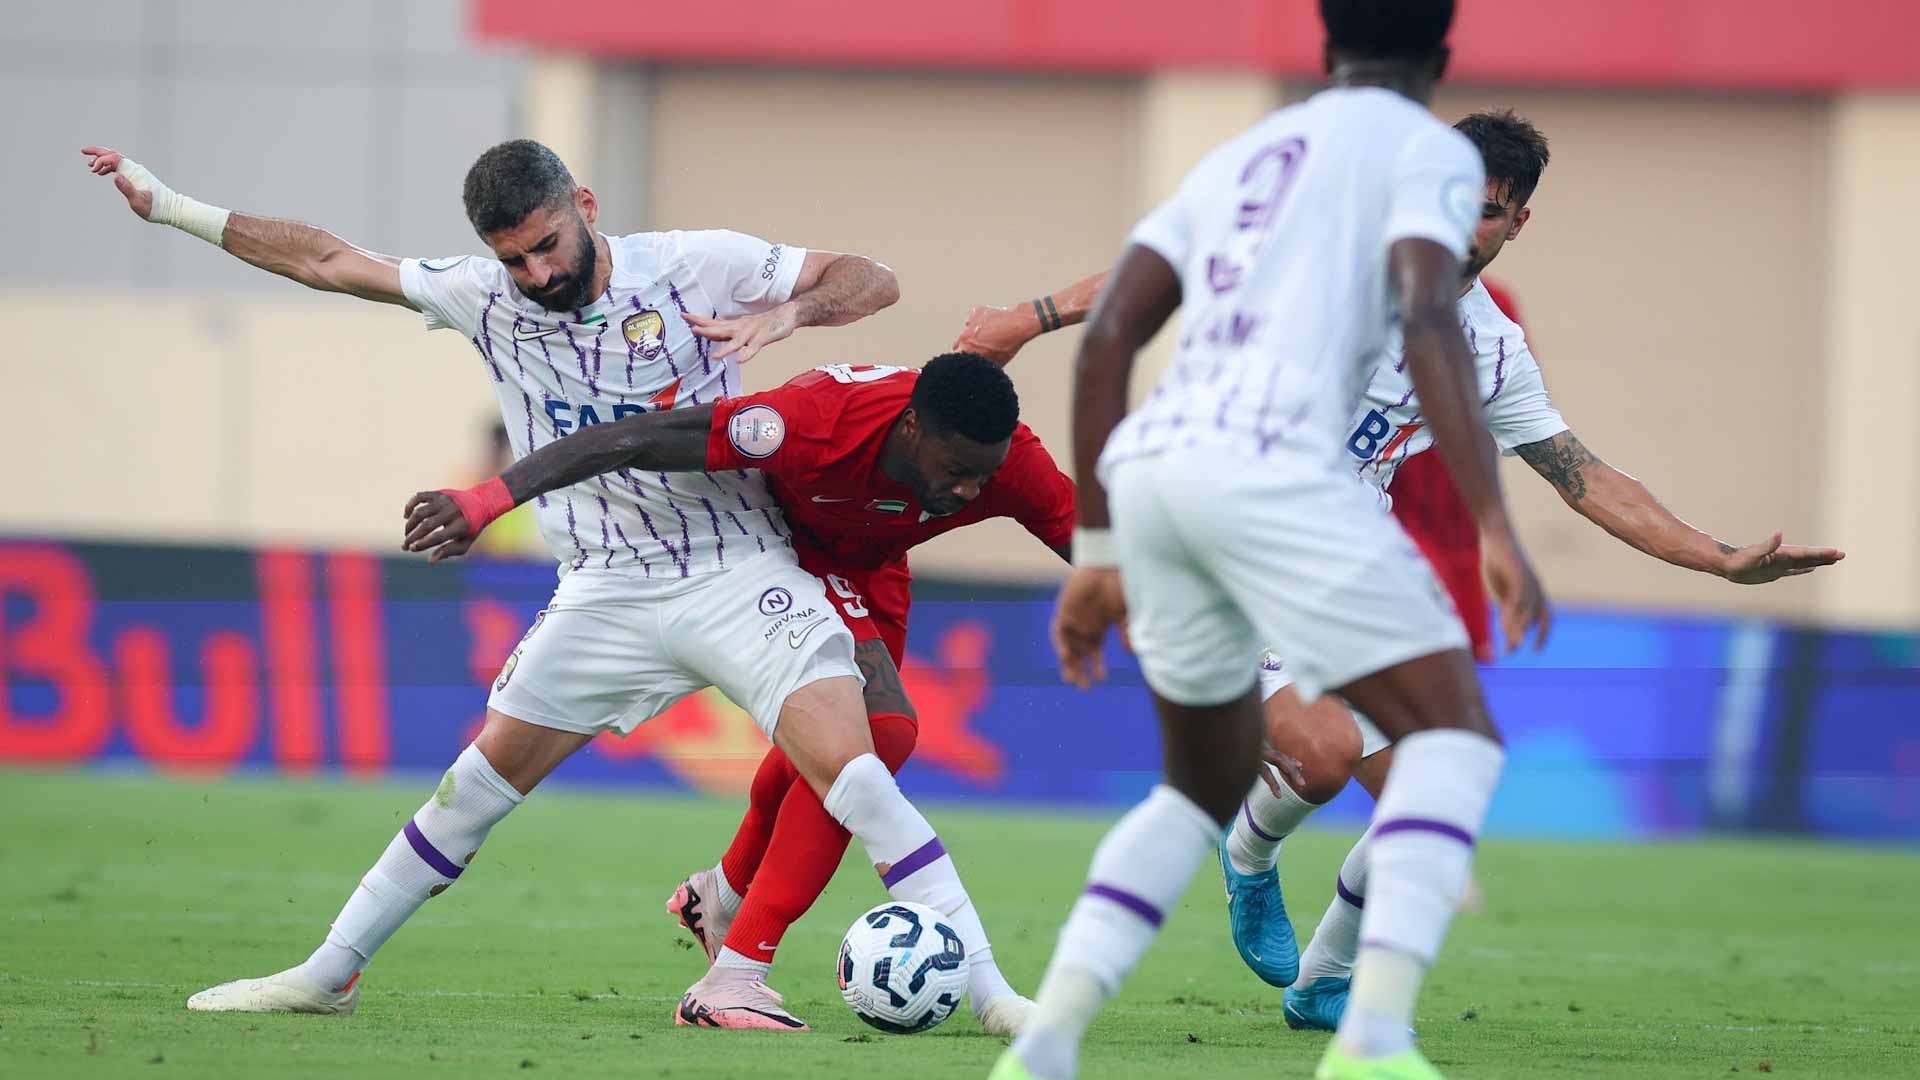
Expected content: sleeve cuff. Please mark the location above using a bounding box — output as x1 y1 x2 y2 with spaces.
768 244 808 305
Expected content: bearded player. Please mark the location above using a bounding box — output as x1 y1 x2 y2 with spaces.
958 108 1843 1036
85 140 1023 1033
405 352 1074 1033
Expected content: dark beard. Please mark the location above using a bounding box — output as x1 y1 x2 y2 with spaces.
530 221 599 311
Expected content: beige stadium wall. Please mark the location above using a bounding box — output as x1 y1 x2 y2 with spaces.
3 293 496 552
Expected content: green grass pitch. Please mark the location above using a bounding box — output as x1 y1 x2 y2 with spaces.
2 769 1916 1078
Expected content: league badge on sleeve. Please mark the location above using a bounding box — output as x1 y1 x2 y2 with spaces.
729 405 786 459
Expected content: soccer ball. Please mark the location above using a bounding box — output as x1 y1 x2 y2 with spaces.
837 901 969 1034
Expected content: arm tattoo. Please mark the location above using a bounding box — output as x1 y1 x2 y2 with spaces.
1514 431 1598 502
853 639 917 722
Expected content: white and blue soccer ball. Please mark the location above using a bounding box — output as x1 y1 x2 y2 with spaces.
837 901 969 1034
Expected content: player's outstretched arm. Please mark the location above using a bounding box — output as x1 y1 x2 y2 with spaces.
402 407 716 562
682 250 898 365
1513 430 1845 584
1393 237 1550 651
952 271 1110 366
82 146 411 307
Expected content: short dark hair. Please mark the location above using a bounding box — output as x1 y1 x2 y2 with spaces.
1320 0 1455 61
1454 109 1551 209
461 139 577 236
911 353 1020 444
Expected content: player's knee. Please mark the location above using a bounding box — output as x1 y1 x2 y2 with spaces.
775 674 875 795
819 752 902 829
1292 736 1361 805
1265 693 1363 803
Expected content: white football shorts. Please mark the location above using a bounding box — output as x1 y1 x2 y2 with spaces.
1107 446 1468 708
488 547 861 740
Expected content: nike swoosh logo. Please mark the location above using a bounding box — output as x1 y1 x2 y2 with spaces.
758 942 778 952
787 618 828 649
810 496 852 503
513 324 563 341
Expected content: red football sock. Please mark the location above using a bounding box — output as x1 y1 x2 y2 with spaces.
722 712 918 963
719 745 801 892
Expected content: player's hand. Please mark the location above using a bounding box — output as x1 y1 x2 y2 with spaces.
1256 746 1309 798
683 306 799 366
951 305 1037 365
1719 532 1845 585
81 146 156 220
1052 566 1126 689
403 491 479 564
1480 525 1550 653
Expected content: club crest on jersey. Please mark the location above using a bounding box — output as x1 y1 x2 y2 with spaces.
867 499 908 515
728 405 785 459
622 309 667 359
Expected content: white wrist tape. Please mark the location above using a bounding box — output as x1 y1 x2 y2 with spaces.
1073 527 1118 568
116 157 230 247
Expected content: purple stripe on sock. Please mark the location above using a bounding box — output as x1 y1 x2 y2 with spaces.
403 819 463 880
1084 883 1165 928
1241 801 1281 843
1335 875 1365 909
1373 817 1476 848
880 837 947 888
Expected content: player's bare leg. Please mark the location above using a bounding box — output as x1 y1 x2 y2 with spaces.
186 710 589 1014
677 672 1027 1032
1221 687 1364 986
1002 687 1266 1080
1313 649 1504 1070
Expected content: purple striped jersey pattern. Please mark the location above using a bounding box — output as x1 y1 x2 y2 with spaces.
406 232 791 574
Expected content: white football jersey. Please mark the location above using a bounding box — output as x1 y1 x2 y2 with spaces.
401 230 807 576
1343 277 1568 500
1099 87 1484 480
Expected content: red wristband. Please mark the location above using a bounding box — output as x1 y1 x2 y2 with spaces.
443 476 516 535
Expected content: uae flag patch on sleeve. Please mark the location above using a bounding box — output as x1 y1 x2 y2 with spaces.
866 499 908 515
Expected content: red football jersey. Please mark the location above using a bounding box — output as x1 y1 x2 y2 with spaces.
706 364 1076 663
1384 278 1526 663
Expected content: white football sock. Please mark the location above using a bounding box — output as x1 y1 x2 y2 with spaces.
821 753 1010 1001
1297 820 1376 983
712 946 772 982
1011 785 1218 1077
300 744 523 992
1224 771 1318 875
709 859 744 917
1342 946 1425 1057
1336 729 1504 1059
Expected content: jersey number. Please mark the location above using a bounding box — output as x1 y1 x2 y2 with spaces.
826 574 871 618
818 364 908 384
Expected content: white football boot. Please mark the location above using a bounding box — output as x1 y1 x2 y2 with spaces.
186 965 359 1014
975 992 1035 1037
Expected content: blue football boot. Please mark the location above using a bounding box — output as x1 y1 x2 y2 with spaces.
1283 975 1351 1031
1218 842 1299 987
